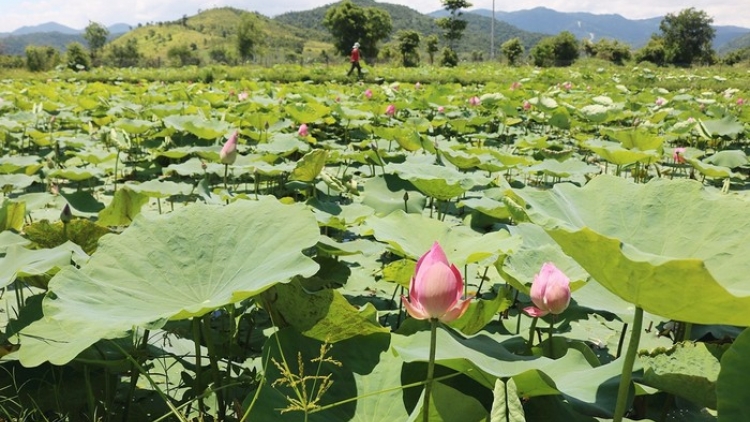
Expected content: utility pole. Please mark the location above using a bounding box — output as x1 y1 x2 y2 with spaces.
490 0 495 59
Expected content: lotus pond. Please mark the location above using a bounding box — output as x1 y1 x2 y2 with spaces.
1 64 750 422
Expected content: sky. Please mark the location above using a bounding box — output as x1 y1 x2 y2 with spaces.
1 0 748 33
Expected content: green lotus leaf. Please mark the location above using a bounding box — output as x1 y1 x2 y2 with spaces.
366 210 520 267
163 115 231 140
256 133 310 156
19 198 320 366
123 180 193 198
114 118 155 135
361 174 426 216
526 159 600 180
0 155 41 174
639 342 726 409
48 168 103 182
284 102 331 124
698 116 745 139
458 196 511 220
23 219 111 256
717 327 750 421
0 173 40 189
316 235 383 257
74 149 117 165
601 127 665 152
387 163 491 200
582 139 660 166
684 157 736 179
290 149 327 183
490 378 526 422
441 149 482 170
1 199 25 232
0 230 30 253
97 187 149 227
702 150 748 168
508 175 750 326
0 242 88 289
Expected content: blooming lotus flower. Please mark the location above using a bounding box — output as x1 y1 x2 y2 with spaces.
673 147 686 163
437 106 445 114
522 100 531 111
738 98 745 106
562 81 573 91
364 89 373 99
385 104 396 116
238 91 249 101
220 131 238 165
402 242 471 323
523 263 571 317
510 81 522 90
298 123 309 137
469 96 481 106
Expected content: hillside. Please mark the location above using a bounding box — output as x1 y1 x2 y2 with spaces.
0 23 130 56
273 0 545 55
106 7 332 65
464 7 749 49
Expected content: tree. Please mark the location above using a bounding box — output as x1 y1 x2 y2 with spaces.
425 35 439 65
501 38 524 65
65 42 90 71
436 0 472 51
530 37 555 67
635 35 667 66
83 21 109 63
396 30 420 67
167 45 200 66
25 46 59 72
552 31 579 66
586 39 631 65
323 0 392 62
659 8 715 66
108 38 141 67
237 13 263 62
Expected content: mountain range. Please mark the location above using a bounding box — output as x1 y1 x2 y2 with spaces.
1 1 748 58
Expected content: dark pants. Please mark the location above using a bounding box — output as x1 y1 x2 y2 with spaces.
347 61 362 77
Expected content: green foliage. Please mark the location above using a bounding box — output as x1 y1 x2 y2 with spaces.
24 45 59 72
530 37 555 67
425 34 439 65
530 32 580 67
167 44 201 66
583 38 631 65
436 0 473 51
501 37 524 66
659 7 716 66
635 35 667 66
439 46 458 67
106 37 141 67
64 42 90 71
396 30 421 67
237 12 263 61
323 0 392 61
83 21 109 62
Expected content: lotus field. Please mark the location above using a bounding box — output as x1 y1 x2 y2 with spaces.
1 65 750 422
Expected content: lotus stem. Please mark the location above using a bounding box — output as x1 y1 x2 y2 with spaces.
424 318 438 422
613 306 643 422
548 318 555 357
223 163 229 191
202 314 225 420
527 317 539 350
192 317 205 416
616 322 628 358
123 329 150 422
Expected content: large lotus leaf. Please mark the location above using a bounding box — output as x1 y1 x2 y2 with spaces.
290 149 327 182
441 149 483 169
601 127 665 152
48 167 103 182
123 180 193 198
284 102 331 124
23 219 110 256
639 342 726 409
0 242 88 289
18 198 320 366
387 163 491 200
683 157 737 179
507 175 750 326
698 116 745 139
582 140 660 166
1 198 25 232
0 230 30 253
717 328 750 421
162 115 231 139
0 173 40 189
0 155 41 174
97 187 149 227
114 118 155 135
458 196 511 220
702 150 748 169
365 210 520 267
526 159 600 179
361 174 426 216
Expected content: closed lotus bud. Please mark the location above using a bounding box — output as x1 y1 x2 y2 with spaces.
385 104 396 116
298 123 309 137
60 204 72 224
523 263 571 317
220 131 238 165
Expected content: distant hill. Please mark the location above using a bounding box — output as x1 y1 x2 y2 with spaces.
0 23 131 56
273 0 545 54
11 22 80 35
447 7 749 49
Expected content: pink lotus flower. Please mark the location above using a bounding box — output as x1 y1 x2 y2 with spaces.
673 147 686 164
238 91 249 101
738 98 746 106
469 96 481 106
385 104 396 116
655 97 667 107
365 89 373 99
562 81 573 91
220 131 238 165
437 106 445 114
402 242 471 323
298 123 309 137
522 100 531 111
523 263 571 317
510 81 522 90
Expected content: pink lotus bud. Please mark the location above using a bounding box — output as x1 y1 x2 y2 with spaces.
402 242 471 323
415 82 421 89
523 263 571 317
298 123 309 137
469 96 481 106
562 81 573 91
510 81 522 90
655 97 667 107
365 89 373 99
738 98 745 106
687 117 696 123
385 104 396 116
437 106 445 114
60 203 72 224
220 131 238 165
522 100 531 111
238 91 249 101
673 147 686 164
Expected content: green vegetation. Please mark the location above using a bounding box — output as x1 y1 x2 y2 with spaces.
659 7 716 66
323 0 393 61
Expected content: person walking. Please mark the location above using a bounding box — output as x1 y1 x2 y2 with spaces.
347 42 362 78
